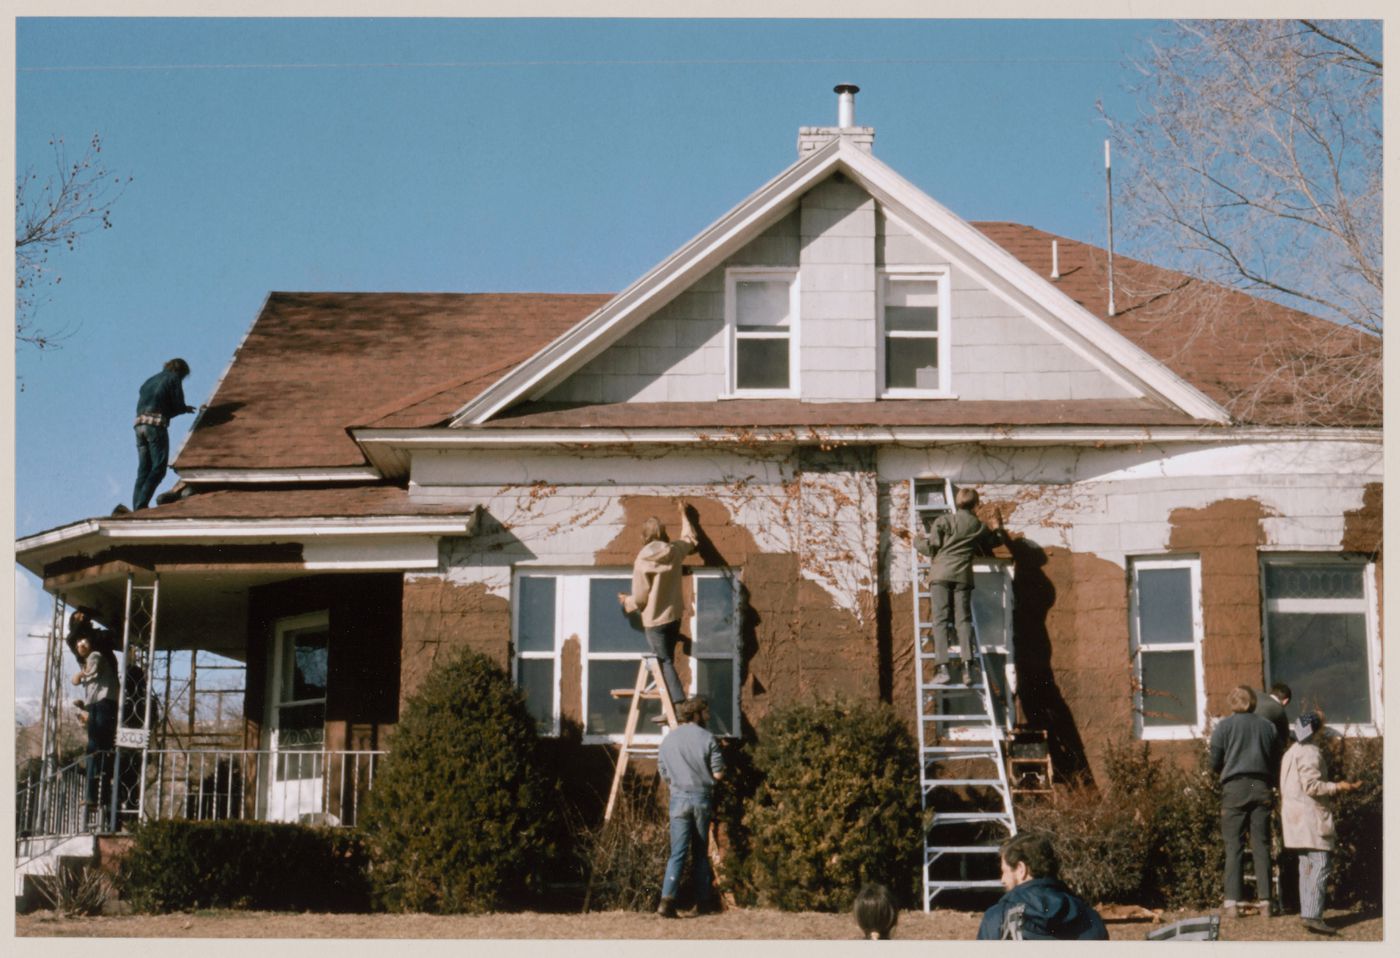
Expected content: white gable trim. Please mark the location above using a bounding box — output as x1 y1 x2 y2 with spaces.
452 137 1228 427
449 138 846 426
840 145 1228 422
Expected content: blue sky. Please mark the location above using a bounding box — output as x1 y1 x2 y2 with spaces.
12 17 1168 705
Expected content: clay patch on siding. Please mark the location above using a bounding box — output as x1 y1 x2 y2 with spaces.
400 578 511 702
1342 482 1382 555
561 634 582 726
595 495 761 568
1167 498 1272 715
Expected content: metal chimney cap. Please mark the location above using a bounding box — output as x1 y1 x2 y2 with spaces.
834 83 860 95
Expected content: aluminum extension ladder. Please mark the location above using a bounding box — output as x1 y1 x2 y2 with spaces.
602 655 681 822
910 477 1017 909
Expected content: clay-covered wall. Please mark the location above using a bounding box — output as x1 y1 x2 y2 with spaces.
403 437 1380 783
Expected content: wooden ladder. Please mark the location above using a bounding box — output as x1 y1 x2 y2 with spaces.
603 655 680 822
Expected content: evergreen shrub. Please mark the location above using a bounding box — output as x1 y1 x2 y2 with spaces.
735 699 920 911
359 649 559 913
1330 735 1383 908
119 820 369 912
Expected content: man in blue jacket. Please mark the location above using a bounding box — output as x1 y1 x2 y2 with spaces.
129 358 195 511
977 832 1108 940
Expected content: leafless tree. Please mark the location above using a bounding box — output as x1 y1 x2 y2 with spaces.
1102 20 1381 425
15 133 130 350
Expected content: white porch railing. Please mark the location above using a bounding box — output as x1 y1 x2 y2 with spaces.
15 748 386 847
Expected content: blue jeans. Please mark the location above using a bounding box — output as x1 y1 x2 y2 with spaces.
662 790 713 902
84 699 117 807
644 620 686 705
133 423 170 510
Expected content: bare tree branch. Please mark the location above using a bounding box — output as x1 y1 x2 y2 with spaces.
15 133 131 351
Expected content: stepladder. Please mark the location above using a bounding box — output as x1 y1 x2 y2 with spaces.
603 655 681 822
910 477 1017 909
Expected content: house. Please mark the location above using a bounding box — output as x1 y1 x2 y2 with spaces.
16 87 1382 846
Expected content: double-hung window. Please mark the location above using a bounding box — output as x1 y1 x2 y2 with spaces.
1128 557 1205 738
727 268 798 394
514 569 742 742
1262 556 1380 732
880 269 949 396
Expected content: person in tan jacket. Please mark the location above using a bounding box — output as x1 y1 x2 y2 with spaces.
618 500 697 706
1280 712 1361 936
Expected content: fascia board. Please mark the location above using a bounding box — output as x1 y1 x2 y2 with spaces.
836 143 1231 424
354 424 1378 449
448 139 846 427
179 467 383 484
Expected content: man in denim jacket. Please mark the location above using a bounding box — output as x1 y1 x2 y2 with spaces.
130 358 195 511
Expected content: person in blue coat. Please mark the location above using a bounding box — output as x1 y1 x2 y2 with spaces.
977 832 1109 940
128 358 195 511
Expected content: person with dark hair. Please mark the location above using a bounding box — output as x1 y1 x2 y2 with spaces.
1281 712 1361 936
1252 680 1295 911
915 486 1005 686
976 833 1107 940
618 499 697 707
853 882 899 939
655 695 724 919
1210 685 1279 918
68 612 120 827
128 357 195 512
1253 682 1293 777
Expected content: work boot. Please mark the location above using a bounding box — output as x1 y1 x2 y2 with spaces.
656 897 678 919
1303 918 1337 936
931 664 952 685
111 504 131 516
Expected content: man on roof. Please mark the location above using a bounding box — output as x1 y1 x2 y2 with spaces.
127 358 196 512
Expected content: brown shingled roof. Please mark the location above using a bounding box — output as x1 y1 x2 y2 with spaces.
177 292 610 470
178 226 1378 474
971 223 1381 428
110 485 476 520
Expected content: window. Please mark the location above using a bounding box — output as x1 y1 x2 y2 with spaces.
727 268 798 394
690 571 741 737
1262 556 1380 731
880 269 949 395
1129 557 1205 738
935 562 1015 736
513 570 742 742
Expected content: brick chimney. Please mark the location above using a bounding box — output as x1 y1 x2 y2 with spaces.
797 83 875 157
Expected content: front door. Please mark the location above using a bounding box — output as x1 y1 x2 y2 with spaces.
262 612 329 822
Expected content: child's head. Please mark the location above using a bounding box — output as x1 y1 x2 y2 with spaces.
853 882 898 940
954 487 979 510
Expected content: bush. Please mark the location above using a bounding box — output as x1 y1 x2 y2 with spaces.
360 649 559 913
32 861 114 916
1142 745 1223 909
735 699 920 911
1329 735 1383 909
119 820 370 912
577 779 669 912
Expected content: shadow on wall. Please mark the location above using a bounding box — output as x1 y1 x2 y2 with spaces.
1004 536 1094 787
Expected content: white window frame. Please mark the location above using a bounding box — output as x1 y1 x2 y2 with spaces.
878 266 952 399
1260 553 1382 736
724 266 800 397
1129 556 1206 740
687 568 742 738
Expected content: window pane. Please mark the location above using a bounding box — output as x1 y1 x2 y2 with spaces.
588 659 658 734
1265 563 1364 600
1140 650 1197 726
697 658 735 737
517 576 555 653
1137 567 1193 645
885 279 938 318
885 337 939 390
1267 612 1371 725
589 578 648 653
972 571 1009 648
695 576 737 653
285 628 328 702
885 306 938 333
737 338 790 389
735 279 791 328
518 658 555 732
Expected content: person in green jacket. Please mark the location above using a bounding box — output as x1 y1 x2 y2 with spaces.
916 486 1005 686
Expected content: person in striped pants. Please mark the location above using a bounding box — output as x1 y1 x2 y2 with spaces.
1280 712 1361 936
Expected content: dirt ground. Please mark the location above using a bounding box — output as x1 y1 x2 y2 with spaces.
15 904 1382 940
